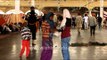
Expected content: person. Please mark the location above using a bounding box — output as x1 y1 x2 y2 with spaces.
88 13 97 37
97 15 102 30
60 9 71 60
19 22 32 58
25 6 37 45
72 16 76 29
83 13 89 30
103 18 107 28
75 13 83 35
40 12 55 60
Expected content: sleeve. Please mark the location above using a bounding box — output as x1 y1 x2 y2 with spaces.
94 17 97 25
25 12 30 21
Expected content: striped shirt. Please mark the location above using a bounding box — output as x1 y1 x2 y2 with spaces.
21 27 32 40
42 21 50 39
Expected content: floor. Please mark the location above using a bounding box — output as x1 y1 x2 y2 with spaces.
0 28 107 60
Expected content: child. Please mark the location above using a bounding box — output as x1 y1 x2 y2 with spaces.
19 22 32 58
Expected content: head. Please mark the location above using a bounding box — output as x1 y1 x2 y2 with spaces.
30 6 35 14
60 9 71 28
85 13 87 16
78 12 81 15
91 13 96 17
45 12 54 20
30 6 35 11
63 9 71 18
22 22 28 27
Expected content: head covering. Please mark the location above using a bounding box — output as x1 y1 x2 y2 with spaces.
45 12 54 20
45 12 54 29
60 9 71 28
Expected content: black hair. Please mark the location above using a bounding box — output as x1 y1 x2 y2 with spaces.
30 6 35 9
85 14 87 16
78 12 81 15
57 15 63 21
65 18 71 27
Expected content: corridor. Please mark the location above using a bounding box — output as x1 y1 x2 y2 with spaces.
0 29 107 60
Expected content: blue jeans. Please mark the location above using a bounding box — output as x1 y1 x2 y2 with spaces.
61 37 70 60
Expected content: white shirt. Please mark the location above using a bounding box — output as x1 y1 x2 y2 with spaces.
84 16 88 23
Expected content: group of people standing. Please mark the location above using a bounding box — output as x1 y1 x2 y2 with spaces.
19 6 71 60
75 13 102 37
19 6 103 60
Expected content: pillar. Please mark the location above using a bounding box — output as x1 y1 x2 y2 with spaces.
100 0 104 18
15 0 20 10
31 0 35 7
89 9 92 16
15 0 20 23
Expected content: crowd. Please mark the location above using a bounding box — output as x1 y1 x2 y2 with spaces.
0 22 22 34
20 6 104 60
1 6 107 60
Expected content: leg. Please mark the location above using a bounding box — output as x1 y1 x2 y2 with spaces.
99 23 101 29
49 33 53 46
61 37 70 60
40 39 53 60
77 28 80 34
93 26 96 36
90 26 92 36
86 23 88 29
29 25 36 40
78 28 81 35
84 22 86 29
20 40 26 57
32 29 36 40
30 25 36 45
26 40 30 57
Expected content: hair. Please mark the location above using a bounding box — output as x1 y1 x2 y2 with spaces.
65 18 71 27
85 14 87 16
30 6 35 9
22 22 28 27
78 12 81 15
50 12 54 17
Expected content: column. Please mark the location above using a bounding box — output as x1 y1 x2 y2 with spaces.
15 0 20 23
15 0 20 10
100 0 104 18
89 9 92 16
57 0 60 12
31 0 35 6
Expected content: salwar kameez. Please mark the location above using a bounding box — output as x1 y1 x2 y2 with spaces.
40 38 53 60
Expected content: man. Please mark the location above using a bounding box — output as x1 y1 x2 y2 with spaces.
25 6 37 45
97 15 102 30
83 14 89 30
75 13 83 35
88 13 97 37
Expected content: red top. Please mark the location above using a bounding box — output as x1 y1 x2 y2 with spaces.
61 27 71 38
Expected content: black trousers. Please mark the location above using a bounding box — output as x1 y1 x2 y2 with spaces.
28 25 36 40
98 23 101 29
90 26 96 36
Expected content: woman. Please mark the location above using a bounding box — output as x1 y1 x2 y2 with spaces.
60 9 71 60
40 12 55 60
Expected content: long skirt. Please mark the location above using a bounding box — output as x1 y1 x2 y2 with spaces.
40 38 53 60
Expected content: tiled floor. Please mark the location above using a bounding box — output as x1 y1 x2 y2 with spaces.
0 28 107 60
